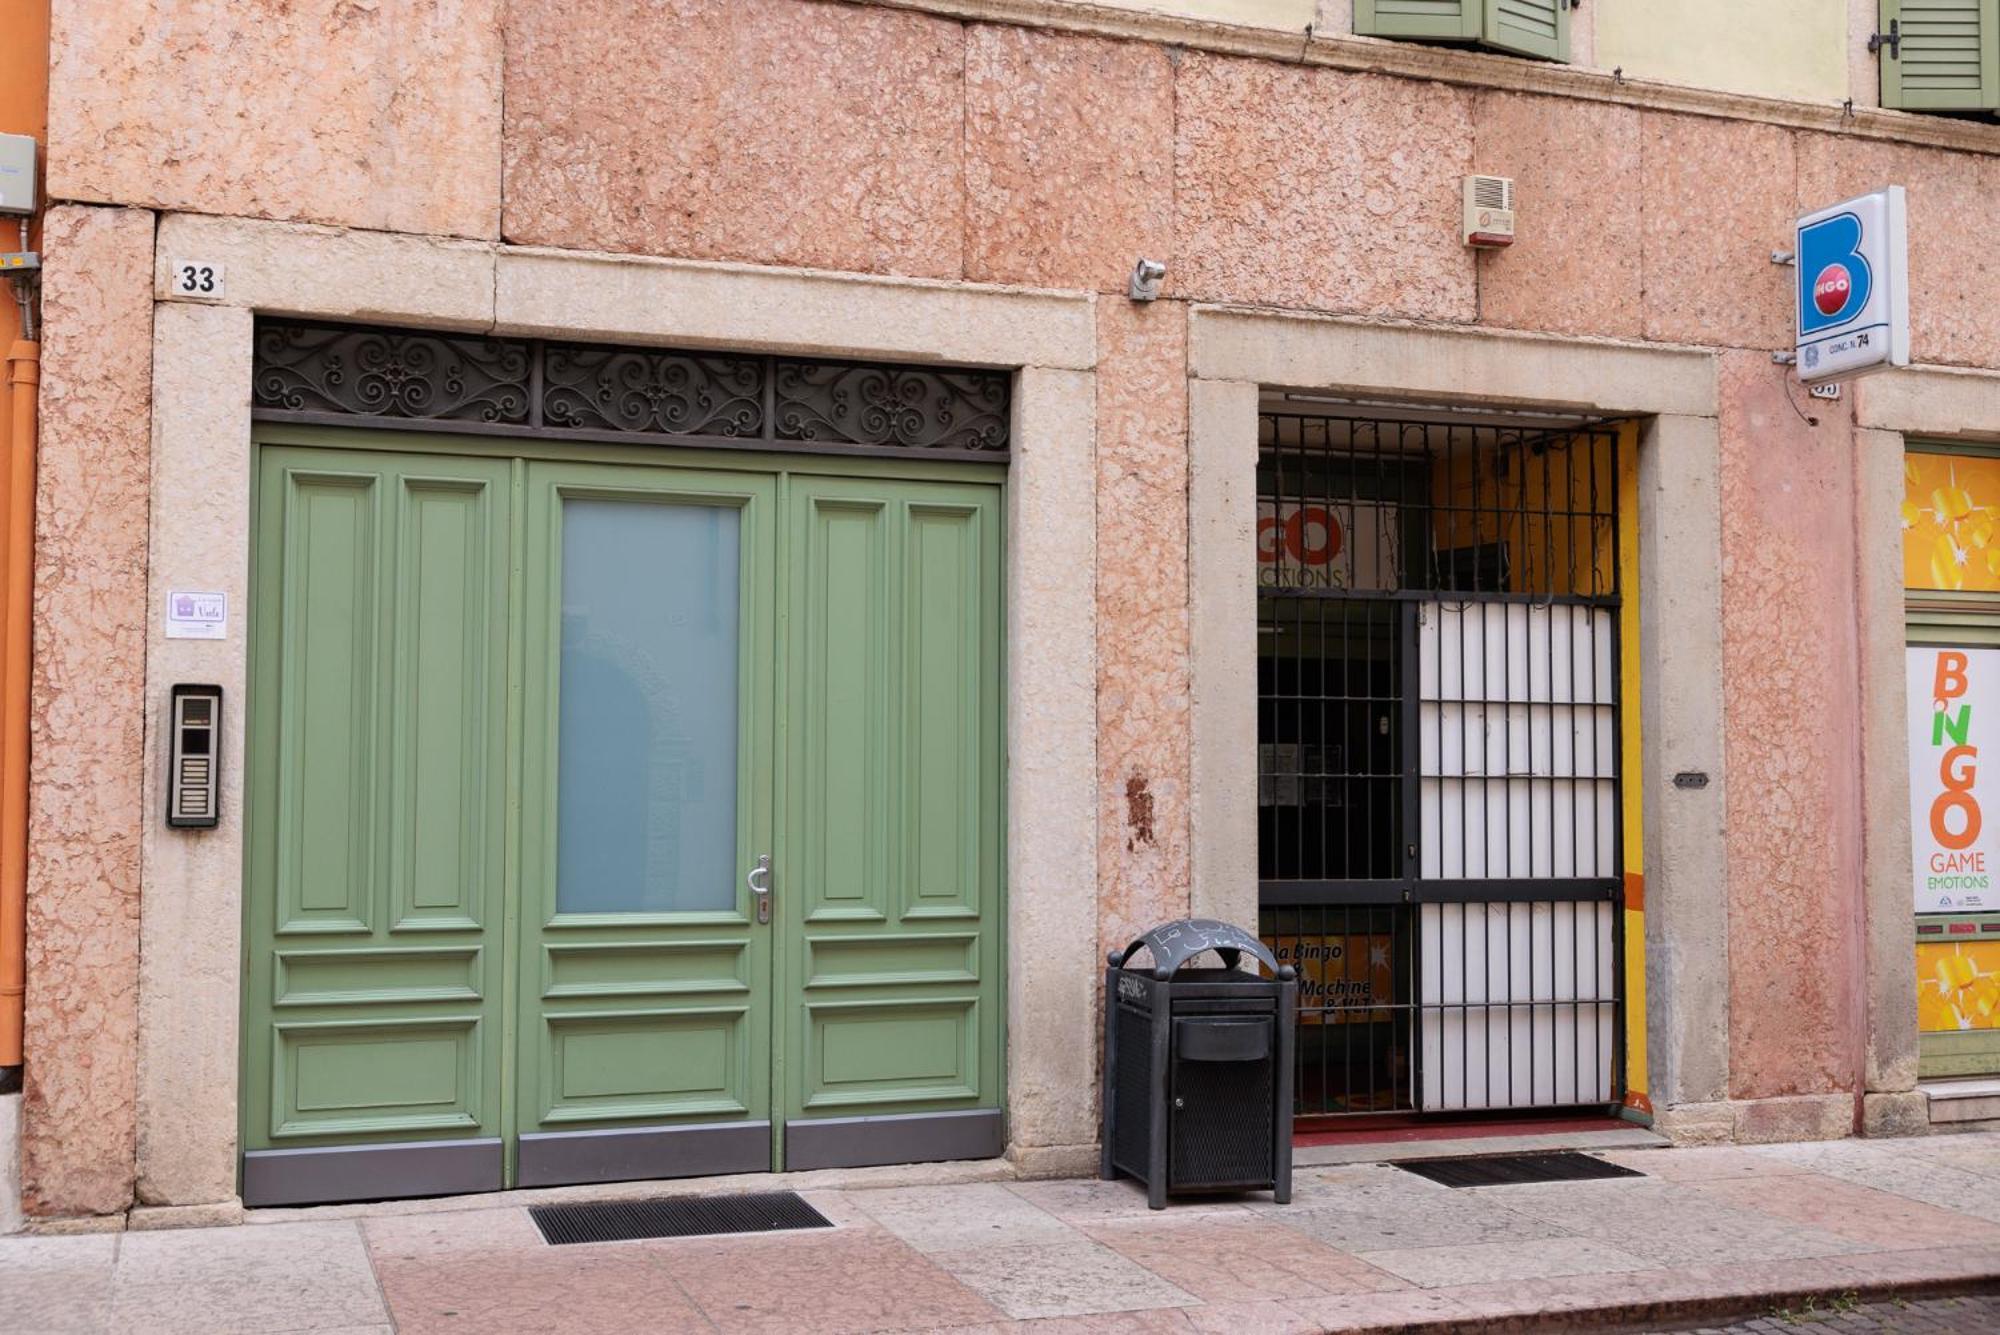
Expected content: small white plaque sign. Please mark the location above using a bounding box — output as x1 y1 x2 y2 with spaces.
168 259 225 299
165 590 227 640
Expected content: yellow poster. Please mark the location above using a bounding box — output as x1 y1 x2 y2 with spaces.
1904 453 2000 592
1918 939 2000 1032
1265 935 1395 1025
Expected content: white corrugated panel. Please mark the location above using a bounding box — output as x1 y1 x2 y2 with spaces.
1417 601 1617 881
1418 901 1616 1110
1415 599 1619 1110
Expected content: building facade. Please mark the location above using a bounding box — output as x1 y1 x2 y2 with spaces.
5 0 2000 1224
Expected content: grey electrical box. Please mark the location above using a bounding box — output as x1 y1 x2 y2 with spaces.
167 684 222 828
0 135 35 216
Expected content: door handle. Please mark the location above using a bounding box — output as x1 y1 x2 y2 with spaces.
747 854 772 925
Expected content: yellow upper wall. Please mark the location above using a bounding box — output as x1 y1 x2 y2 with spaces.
1047 0 1863 107
1587 0 1850 103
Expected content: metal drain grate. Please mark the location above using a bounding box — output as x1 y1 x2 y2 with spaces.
1392 1151 1646 1188
530 1190 834 1245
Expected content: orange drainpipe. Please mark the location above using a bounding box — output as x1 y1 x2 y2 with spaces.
0 0 48 1090
0 337 31 1080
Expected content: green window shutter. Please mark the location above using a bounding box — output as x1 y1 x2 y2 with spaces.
1880 0 2000 111
1484 0 1571 61
1354 0 1483 41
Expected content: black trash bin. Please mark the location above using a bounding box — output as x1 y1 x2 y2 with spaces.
1100 918 1297 1209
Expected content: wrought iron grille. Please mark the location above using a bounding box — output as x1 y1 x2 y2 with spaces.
1256 409 1626 1120
252 320 1012 459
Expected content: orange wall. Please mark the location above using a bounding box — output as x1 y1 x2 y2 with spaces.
0 0 48 335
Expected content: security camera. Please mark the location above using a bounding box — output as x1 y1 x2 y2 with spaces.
1129 258 1167 302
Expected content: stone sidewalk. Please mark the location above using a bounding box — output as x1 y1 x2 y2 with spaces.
10 1132 2000 1334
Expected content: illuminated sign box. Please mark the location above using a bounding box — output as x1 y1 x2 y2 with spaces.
1795 187 1910 384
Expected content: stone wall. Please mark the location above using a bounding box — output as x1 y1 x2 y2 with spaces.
23 0 2000 1213
23 205 154 1217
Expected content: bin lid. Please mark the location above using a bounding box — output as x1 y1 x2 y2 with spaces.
1111 918 1289 980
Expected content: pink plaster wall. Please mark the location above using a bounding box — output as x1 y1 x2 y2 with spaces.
964 26 1174 293
46 0 502 240
1716 351 1865 1101
1640 115 1799 350
1473 92 1643 339
1173 56 1477 320
22 206 155 1217
1095 300 1193 960
1794 135 2000 371
504 0 964 278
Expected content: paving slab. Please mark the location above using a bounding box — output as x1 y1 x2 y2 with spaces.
1356 1233 1650 1288
1082 1212 1405 1301
660 1226 1002 1333
374 1240 706 1335
10 1131 2000 1333
1489 1176 1870 1267
851 1181 1085 1252
110 1220 388 1334
931 1237 1200 1320
0 1232 117 1333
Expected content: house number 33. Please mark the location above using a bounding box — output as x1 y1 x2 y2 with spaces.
170 260 224 299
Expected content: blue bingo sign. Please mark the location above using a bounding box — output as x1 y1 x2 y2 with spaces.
1795 187 1909 383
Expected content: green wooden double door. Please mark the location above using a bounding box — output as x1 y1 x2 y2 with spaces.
241 438 1005 1207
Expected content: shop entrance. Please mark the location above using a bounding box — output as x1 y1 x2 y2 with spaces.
240 440 1005 1205
1254 405 1633 1120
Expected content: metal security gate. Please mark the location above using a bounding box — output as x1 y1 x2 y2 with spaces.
1256 406 1626 1118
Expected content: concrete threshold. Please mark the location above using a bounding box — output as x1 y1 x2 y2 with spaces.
1923 1076 2000 1127
229 1152 1029 1229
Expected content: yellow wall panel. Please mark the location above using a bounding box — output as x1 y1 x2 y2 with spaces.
1595 0 1849 104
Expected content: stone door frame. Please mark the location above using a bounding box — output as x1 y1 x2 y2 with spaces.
131 214 1103 1207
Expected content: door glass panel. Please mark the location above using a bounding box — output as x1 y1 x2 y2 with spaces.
557 498 740 914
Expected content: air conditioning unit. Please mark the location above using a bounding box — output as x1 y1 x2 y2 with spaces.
1463 175 1516 248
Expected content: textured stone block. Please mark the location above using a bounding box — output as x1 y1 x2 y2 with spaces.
965 25 1174 292
46 0 502 239
1095 300 1193 959
1641 114 1796 349
1175 56 1476 319
1862 1090 1932 1140
1796 134 2000 371
23 205 155 1218
1716 350 1862 1101
503 0 964 278
1731 1094 1855 1144
1473 92 1643 340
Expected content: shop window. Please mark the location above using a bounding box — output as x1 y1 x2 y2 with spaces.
1878 0 2000 114
1355 0 1574 63
1904 445 2000 1078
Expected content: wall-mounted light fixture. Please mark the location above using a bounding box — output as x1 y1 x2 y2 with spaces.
1128 258 1166 302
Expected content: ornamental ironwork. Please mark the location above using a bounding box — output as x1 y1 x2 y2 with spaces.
543 344 764 438
253 323 532 425
775 361 1009 451
252 320 1011 458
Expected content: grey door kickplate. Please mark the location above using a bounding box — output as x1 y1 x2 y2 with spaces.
1393 1151 1646 1188
530 1190 834 1244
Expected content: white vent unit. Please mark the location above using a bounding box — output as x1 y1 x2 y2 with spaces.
1462 174 1516 248
0 134 35 216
